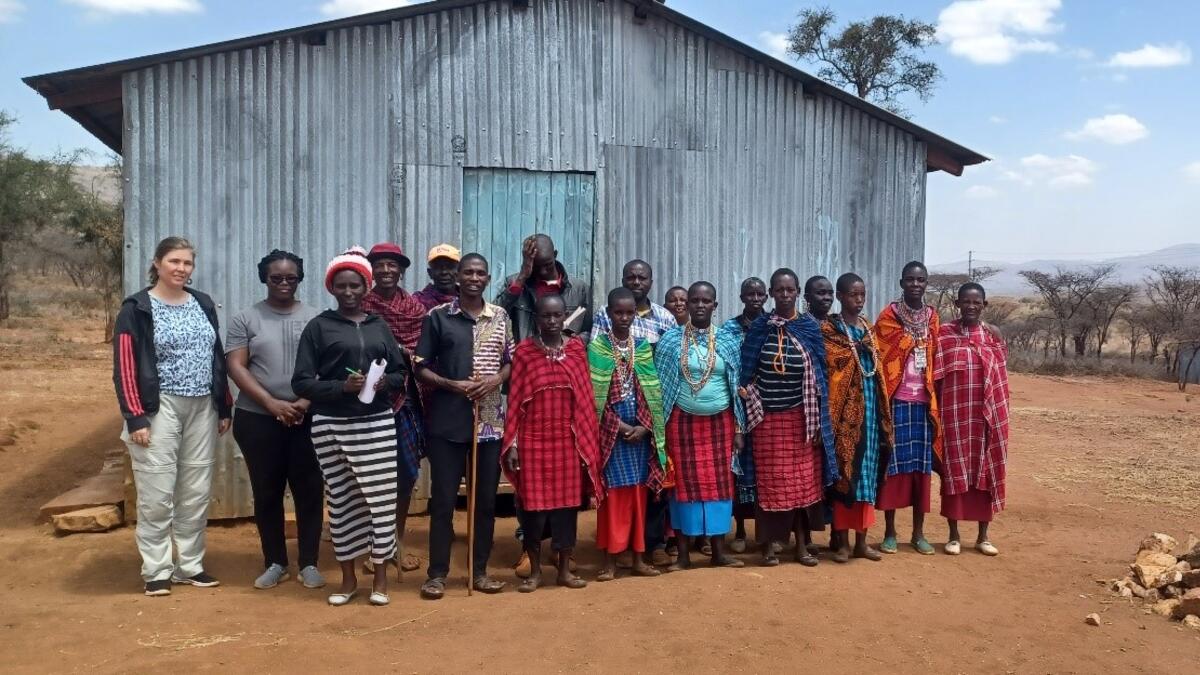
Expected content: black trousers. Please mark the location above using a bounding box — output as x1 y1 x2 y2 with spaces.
645 488 670 551
232 409 324 569
426 436 501 580
519 508 578 552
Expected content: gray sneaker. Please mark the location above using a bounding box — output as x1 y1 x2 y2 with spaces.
254 563 289 589
298 565 326 589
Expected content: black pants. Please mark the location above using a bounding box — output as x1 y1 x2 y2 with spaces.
645 488 670 551
519 508 578 552
426 436 501 580
232 409 324 569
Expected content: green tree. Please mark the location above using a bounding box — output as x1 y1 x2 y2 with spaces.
0 112 80 320
786 7 941 115
61 157 124 340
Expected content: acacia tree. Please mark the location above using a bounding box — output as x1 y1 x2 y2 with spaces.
787 7 941 114
0 112 80 319
1084 283 1136 358
62 158 124 340
1019 265 1115 357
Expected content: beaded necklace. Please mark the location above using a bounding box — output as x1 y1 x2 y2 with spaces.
894 300 931 339
534 334 567 362
838 314 880 379
771 309 799 374
680 323 717 394
609 331 636 398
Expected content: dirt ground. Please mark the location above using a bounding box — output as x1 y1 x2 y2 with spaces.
1 312 1199 674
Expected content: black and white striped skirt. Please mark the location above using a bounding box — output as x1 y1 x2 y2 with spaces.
311 410 399 563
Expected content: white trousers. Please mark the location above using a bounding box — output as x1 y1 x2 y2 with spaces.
121 394 217 582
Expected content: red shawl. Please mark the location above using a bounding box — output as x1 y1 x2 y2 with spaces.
362 286 426 352
501 338 605 504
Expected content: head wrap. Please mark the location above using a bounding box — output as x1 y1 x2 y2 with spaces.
324 246 373 293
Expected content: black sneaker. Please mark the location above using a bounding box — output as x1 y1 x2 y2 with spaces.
171 572 220 588
144 579 172 596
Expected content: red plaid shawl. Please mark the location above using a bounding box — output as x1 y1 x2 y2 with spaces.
934 321 1010 514
362 287 426 352
666 408 736 503
501 338 604 508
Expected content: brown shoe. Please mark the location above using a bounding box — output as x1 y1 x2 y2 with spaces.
651 549 673 567
513 551 532 579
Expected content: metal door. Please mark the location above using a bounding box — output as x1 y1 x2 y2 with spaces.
461 169 596 288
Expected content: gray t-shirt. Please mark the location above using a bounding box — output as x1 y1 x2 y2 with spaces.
225 301 320 414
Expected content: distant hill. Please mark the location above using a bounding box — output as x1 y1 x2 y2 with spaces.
72 165 121 204
930 244 1200 296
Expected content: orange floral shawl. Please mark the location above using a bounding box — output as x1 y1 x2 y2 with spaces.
822 316 893 495
874 303 943 462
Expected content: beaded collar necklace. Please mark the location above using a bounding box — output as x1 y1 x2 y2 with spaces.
680 323 717 394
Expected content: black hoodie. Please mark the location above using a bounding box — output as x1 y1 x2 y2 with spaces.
291 310 409 418
112 288 232 433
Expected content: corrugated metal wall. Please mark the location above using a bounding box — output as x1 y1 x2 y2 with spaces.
122 0 930 514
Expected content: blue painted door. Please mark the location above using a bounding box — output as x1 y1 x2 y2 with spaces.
461 169 595 290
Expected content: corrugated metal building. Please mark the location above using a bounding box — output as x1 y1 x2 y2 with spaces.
25 0 985 516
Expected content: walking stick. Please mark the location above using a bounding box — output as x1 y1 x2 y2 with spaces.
467 402 480 596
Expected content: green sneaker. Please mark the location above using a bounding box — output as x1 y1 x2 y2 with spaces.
911 537 935 555
880 536 898 554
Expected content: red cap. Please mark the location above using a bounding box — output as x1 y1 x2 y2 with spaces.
367 242 411 268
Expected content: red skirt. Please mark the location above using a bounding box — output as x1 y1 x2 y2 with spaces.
940 487 994 522
666 408 735 503
875 472 932 513
517 387 584 511
596 486 647 553
753 407 823 510
832 501 876 532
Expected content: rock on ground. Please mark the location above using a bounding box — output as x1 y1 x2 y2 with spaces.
1085 613 1102 626
1173 588 1200 620
1150 599 1181 618
1133 551 1180 587
50 505 122 534
1139 533 1178 555
1183 615 1200 631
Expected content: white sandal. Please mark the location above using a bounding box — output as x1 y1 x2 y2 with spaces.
976 541 999 556
944 540 962 556
327 589 357 606
369 591 390 606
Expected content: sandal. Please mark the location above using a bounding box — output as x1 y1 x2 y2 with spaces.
911 537 935 555
975 541 999 556
596 568 616 582
797 553 819 567
632 564 661 577
517 576 542 593
880 535 898 554
760 555 780 567
557 575 587 589
369 591 390 606
832 548 851 564
944 540 962 556
712 556 744 569
327 589 357 606
472 576 506 594
855 547 883 562
419 577 446 600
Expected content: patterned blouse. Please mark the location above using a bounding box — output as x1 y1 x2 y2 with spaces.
150 294 215 397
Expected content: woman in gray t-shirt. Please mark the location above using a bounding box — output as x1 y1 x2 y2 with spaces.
226 250 325 591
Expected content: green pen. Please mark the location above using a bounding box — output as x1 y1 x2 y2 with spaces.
345 367 363 376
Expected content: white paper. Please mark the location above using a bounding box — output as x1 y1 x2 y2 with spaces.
357 358 387 404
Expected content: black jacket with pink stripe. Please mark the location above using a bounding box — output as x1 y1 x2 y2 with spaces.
112 288 232 433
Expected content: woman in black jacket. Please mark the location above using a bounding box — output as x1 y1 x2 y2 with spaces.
292 247 408 607
112 236 232 598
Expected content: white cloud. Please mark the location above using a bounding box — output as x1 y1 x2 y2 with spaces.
1106 42 1192 68
937 0 1062 64
65 0 202 13
1064 114 1148 145
319 0 412 17
965 185 1000 199
988 115 1007 124
0 0 25 23
758 31 790 60
1183 162 1200 185
1017 153 1098 188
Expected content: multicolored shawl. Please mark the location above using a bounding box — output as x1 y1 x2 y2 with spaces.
588 334 669 491
934 320 1010 514
740 312 838 487
822 315 894 498
412 284 457 312
654 323 746 431
361 286 427 352
874 302 943 462
501 337 605 504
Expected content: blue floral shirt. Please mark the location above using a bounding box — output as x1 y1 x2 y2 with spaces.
151 294 215 397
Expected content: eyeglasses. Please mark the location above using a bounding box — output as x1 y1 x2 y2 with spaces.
268 275 301 285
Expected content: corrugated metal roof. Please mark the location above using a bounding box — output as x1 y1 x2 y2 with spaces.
22 0 987 172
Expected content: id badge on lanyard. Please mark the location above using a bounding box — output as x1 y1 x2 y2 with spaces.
913 341 928 371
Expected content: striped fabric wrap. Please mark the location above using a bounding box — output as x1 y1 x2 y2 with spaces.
588 334 668 473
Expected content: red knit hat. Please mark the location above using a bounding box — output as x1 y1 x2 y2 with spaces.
367 242 411 268
324 246 374 292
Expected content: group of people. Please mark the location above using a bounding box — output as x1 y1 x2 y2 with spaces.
113 233 1012 606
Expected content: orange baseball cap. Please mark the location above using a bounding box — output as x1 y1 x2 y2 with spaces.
427 243 462 263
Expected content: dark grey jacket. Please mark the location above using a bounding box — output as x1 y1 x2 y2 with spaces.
496 261 591 342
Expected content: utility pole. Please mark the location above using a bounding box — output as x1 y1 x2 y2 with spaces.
968 250 974 280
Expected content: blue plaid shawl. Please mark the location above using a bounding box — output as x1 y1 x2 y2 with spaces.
740 312 839 487
655 323 746 431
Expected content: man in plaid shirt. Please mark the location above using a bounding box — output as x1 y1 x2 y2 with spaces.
590 260 676 345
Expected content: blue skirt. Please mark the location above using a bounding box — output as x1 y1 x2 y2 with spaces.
669 498 733 536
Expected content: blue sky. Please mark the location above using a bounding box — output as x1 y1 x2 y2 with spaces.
2 0 1197 266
